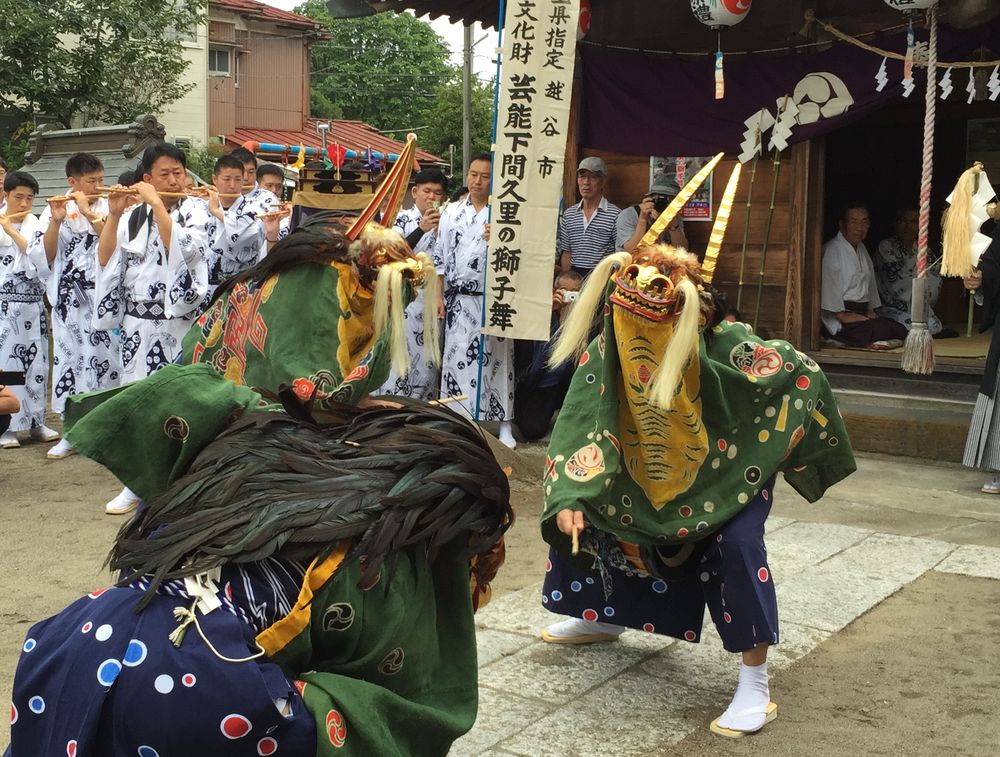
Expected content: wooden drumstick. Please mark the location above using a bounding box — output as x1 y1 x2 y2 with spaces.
571 525 580 556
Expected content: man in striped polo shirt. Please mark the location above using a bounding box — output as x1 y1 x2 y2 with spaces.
558 157 621 278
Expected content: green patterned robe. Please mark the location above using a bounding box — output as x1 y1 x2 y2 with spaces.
542 315 856 556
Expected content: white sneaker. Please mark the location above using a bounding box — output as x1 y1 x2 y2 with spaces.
0 431 19 449
541 616 625 644
47 438 75 459
105 488 140 516
30 425 60 442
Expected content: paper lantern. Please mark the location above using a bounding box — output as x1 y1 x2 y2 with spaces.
578 0 592 40
883 0 938 12
690 0 752 29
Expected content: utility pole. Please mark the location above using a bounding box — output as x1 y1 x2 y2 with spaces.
462 23 473 175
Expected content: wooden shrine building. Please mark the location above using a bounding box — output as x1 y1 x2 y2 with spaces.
376 0 998 368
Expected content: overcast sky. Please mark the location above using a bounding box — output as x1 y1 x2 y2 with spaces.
262 1 497 80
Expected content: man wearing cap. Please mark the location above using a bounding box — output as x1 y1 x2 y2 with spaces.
616 174 689 253
558 157 621 278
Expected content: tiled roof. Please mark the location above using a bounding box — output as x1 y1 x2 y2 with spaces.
211 0 325 30
227 118 443 163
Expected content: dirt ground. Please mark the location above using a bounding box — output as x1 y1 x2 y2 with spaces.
3 436 1000 754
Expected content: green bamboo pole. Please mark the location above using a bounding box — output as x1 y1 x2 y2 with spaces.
753 147 783 332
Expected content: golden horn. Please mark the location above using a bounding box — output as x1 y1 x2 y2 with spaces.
640 152 724 247
701 162 742 286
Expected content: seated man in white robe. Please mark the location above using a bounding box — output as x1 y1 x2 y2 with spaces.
821 203 907 348
95 142 210 514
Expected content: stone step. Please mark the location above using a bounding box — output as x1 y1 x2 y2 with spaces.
819 362 978 462
834 389 972 463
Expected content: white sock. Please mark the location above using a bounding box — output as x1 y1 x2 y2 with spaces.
716 661 770 732
498 420 516 449
546 616 625 637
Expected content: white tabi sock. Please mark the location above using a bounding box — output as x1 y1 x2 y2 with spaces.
498 420 517 449
716 661 770 733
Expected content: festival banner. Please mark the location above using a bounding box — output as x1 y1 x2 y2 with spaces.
484 0 580 341
650 156 715 221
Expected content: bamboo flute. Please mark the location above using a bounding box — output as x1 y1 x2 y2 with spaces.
0 209 35 222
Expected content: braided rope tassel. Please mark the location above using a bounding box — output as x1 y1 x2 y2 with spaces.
902 4 938 375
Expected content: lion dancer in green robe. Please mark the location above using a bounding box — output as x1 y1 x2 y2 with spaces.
538 245 856 738
6 220 511 756
8 139 513 755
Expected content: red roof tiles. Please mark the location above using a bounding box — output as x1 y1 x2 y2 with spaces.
211 0 325 30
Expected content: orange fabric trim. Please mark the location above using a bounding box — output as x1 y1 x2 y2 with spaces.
256 542 350 657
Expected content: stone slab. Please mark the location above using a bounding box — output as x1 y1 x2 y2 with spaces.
497 672 719 757
776 533 954 632
475 582 554 638
934 544 1000 581
764 516 797 534
479 630 671 706
641 625 734 694
448 684 551 756
477 629 538 668
765 521 871 580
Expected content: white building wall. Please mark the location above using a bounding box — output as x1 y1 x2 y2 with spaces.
158 22 210 148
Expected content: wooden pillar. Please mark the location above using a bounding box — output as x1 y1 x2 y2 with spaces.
561 52 583 206
785 142 809 348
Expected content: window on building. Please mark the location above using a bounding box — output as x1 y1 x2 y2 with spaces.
208 47 230 76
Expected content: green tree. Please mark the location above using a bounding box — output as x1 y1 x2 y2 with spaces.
0 0 206 130
296 2 455 130
419 77 495 165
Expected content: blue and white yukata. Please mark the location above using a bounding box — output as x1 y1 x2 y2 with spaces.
377 205 441 401
873 235 944 335
94 199 211 385
435 199 514 421
29 199 122 414
0 213 49 432
204 189 278 297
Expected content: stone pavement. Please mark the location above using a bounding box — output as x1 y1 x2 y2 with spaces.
450 501 1000 756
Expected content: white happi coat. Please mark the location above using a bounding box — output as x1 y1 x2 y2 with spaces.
821 232 881 336
94 198 210 384
0 214 48 431
435 198 513 421
28 199 122 413
376 205 442 401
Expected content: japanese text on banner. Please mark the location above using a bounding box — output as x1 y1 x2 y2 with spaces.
484 0 579 341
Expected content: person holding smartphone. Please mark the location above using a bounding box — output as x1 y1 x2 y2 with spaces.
376 168 448 401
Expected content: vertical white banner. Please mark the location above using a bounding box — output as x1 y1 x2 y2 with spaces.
484 0 579 341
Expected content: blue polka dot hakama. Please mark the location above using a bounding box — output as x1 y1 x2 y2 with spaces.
542 480 779 652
